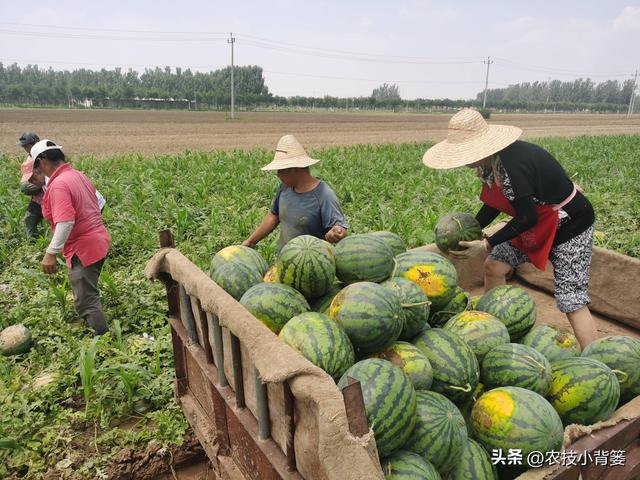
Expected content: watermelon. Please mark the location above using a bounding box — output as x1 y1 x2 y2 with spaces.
459 382 485 435
239 282 310 333
276 235 336 300
581 335 640 404
334 234 394 284
329 282 403 353
210 261 263 301
381 451 440 480
263 264 278 282
279 312 354 380
481 343 552 396
393 251 458 310
434 212 483 253
368 231 407 257
309 283 343 314
429 286 469 327
443 311 510 363
413 329 479 404
448 439 498 480
468 295 482 310
520 324 581 363
210 245 269 277
380 277 430 341
403 390 467 474
476 285 536 340
337 359 417 457
0 324 32 356
373 342 433 390
548 357 620 426
471 386 564 465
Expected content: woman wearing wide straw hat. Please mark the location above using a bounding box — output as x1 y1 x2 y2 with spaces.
423 109 597 348
243 134 349 252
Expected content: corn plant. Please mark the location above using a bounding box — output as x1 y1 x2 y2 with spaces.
78 337 100 417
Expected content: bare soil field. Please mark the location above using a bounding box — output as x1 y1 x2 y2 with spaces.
1 108 639 158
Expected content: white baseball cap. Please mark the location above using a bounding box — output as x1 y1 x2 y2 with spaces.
30 139 63 166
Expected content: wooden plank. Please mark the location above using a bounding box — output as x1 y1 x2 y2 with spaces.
230 334 245 409
179 284 199 343
342 377 369 437
282 381 296 472
208 312 228 386
255 368 270 441
178 392 221 464
170 318 188 397
600 440 640 480
159 229 175 248
190 295 207 347
196 300 214 364
185 344 215 420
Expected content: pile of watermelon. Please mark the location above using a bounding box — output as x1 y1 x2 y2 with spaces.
208 227 639 478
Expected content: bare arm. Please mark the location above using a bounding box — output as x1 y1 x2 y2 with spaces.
242 212 280 248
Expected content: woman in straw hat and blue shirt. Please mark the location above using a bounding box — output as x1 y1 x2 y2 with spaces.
243 134 349 252
423 109 597 348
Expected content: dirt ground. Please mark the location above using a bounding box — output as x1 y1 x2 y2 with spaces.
1 109 639 158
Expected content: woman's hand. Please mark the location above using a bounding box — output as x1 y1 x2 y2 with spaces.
448 239 490 260
41 252 58 274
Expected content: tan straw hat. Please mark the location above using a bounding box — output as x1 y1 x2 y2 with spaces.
422 109 522 169
261 134 321 171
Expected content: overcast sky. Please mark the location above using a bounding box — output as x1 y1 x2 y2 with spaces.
0 1 638 100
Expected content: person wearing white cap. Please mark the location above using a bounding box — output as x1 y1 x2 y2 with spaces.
423 109 597 348
31 139 111 336
243 134 349 252
17 131 43 238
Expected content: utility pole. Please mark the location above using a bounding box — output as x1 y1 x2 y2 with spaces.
628 70 638 117
482 56 493 109
228 32 235 119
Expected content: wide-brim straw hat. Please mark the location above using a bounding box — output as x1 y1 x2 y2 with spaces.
261 134 321 171
422 109 522 169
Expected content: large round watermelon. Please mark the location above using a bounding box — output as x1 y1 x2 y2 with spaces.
581 335 640 404
393 251 458 310
471 386 564 465
448 439 498 480
548 357 620 426
334 234 394 284
476 285 536 340
373 342 433 390
211 261 263 301
429 286 469 327
403 390 467 475
413 329 479 404
276 235 336 300
481 343 552 396
520 324 581 363
434 212 482 253
263 264 278 282
443 311 510 363
0 324 32 356
239 282 310 333
329 282 403 353
381 277 430 341
337 359 417 457
309 283 343 314
381 450 440 480
279 312 354 380
210 245 269 277
368 231 407 257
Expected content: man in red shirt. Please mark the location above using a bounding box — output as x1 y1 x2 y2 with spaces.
31 139 110 335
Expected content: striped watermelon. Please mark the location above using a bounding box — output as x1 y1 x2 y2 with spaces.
403 390 468 474
413 329 479 404
548 357 620 426
434 212 482 253
448 439 498 480
210 245 269 277
429 286 469 327
329 282 403 353
276 235 336 300
394 251 458 310
481 343 552 396
443 311 510 363
373 342 433 390
368 231 407 257
520 325 581 363
337 359 417 457
582 335 640 404
468 295 482 310
309 283 343 314
476 285 536 340
381 451 440 480
380 277 430 341
263 264 278 282
210 261 263 301
459 382 485 435
0 324 32 356
334 234 394 284
239 283 310 334
279 312 354 380
471 386 564 465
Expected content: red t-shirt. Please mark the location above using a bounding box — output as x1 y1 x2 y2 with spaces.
41 163 111 268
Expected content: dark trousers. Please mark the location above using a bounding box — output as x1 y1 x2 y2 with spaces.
24 201 43 238
68 255 108 335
